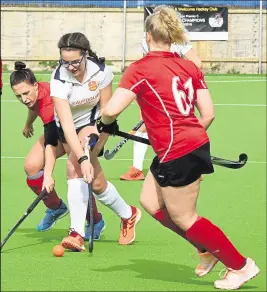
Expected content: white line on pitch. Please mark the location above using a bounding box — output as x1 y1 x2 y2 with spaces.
214 103 266 107
0 156 266 164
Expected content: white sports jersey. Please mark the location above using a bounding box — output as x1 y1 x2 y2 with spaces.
142 32 192 57
50 58 114 129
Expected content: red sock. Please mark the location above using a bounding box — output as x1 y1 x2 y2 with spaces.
153 208 206 253
26 171 61 210
86 196 102 224
186 217 246 270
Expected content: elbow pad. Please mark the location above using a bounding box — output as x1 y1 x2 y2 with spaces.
44 121 58 147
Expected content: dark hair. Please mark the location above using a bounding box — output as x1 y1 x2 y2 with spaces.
58 32 105 64
10 61 37 87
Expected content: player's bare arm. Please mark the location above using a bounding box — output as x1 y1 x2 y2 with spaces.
43 145 56 193
184 48 202 69
23 109 38 138
99 82 112 115
195 89 215 130
101 88 136 124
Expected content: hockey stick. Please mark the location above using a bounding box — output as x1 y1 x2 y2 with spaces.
104 120 144 160
113 130 248 169
0 189 48 251
84 133 99 254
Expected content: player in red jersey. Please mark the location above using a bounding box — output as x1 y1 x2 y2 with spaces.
97 7 259 290
9 62 104 236
120 4 202 181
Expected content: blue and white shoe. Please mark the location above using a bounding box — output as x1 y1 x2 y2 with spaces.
37 200 69 232
85 214 106 241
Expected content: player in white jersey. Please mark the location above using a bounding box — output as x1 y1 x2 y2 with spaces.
120 5 202 181
50 32 141 251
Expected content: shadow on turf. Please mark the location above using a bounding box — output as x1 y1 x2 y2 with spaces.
92 259 258 289
1 228 67 252
1 229 125 252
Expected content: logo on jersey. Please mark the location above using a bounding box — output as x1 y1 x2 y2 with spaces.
88 81 98 91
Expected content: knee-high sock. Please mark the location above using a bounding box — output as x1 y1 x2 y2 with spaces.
186 217 246 270
154 208 206 253
133 131 148 171
94 181 132 219
26 170 61 209
67 178 89 237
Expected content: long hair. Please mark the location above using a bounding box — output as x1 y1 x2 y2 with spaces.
145 6 187 45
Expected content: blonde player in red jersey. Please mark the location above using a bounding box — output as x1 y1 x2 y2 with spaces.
120 4 202 181
97 6 259 290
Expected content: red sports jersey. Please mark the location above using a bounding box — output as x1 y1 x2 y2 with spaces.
119 51 209 163
32 82 54 125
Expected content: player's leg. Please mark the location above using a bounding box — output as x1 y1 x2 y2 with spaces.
25 135 68 231
120 110 146 181
80 126 142 245
161 175 259 288
57 124 104 243
61 126 141 250
140 168 215 276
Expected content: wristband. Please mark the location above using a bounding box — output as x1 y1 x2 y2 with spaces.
78 155 88 164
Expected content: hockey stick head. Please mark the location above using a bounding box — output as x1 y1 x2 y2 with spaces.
229 153 248 169
211 153 248 169
239 153 248 164
103 149 114 160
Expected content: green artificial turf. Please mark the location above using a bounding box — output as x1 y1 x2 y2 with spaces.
1 73 266 291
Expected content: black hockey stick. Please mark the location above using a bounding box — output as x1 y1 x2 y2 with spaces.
113 130 248 169
104 120 144 160
85 133 99 254
0 189 48 251
211 154 248 169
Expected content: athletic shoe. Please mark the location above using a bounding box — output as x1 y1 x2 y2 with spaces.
119 206 141 245
37 200 69 231
120 167 145 181
195 251 219 277
61 229 85 251
84 214 106 241
214 258 260 290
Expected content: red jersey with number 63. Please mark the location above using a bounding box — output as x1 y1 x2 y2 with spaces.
119 51 209 163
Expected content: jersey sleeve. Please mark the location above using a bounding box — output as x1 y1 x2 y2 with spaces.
39 99 55 125
50 68 72 100
193 68 208 90
118 63 142 95
98 64 114 90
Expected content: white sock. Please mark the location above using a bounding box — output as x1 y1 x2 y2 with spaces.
67 178 89 237
94 181 132 219
133 131 148 171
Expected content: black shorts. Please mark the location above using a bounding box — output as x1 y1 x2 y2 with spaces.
57 121 104 156
150 142 214 187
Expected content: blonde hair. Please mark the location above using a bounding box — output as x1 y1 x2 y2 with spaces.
145 6 187 45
